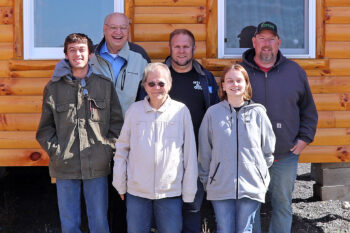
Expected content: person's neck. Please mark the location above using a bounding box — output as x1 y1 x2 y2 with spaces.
227 96 244 108
149 96 168 110
107 44 122 54
254 56 275 69
171 61 193 73
72 66 88 79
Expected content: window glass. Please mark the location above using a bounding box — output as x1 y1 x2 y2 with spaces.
219 0 315 58
34 0 114 47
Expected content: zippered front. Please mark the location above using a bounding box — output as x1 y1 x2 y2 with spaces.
264 72 268 110
230 104 239 199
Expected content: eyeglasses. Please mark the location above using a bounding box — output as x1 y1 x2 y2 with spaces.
104 24 128 32
147 81 166 88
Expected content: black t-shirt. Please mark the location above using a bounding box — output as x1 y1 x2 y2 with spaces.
169 67 206 140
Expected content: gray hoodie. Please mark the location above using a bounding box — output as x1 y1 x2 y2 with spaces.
198 100 275 203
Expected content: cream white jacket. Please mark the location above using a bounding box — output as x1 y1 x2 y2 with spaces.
112 96 198 202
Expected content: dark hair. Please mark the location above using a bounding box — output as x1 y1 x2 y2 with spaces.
63 33 94 55
220 64 252 101
169 29 195 47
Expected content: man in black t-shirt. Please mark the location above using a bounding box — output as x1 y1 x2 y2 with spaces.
165 29 219 233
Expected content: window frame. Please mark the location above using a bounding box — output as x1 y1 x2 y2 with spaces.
217 0 316 59
23 0 124 60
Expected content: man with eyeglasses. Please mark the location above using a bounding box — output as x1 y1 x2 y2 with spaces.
36 33 123 233
90 12 150 117
90 12 150 233
241 21 318 233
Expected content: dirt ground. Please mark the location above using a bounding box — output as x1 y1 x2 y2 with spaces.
1 164 350 233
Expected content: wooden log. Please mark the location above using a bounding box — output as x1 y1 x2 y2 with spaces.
125 0 134 41
14 0 23 58
325 42 350 58
309 76 350 93
0 0 11 7
9 59 58 71
0 42 13 59
314 93 350 111
136 41 206 59
326 0 350 7
326 7 350 24
0 96 42 113
318 111 350 128
134 6 206 24
0 60 9 77
326 24 350 41
206 0 217 58
134 0 206 7
10 70 53 78
134 24 206 41
329 59 350 76
300 145 350 163
311 128 350 146
0 149 49 166
0 6 12 24
0 25 12 42
316 0 325 58
0 78 48 95
0 113 40 131
0 131 40 148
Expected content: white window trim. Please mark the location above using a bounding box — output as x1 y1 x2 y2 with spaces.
218 0 316 59
23 0 124 60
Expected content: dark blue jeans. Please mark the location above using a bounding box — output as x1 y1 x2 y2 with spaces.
126 193 182 233
182 178 204 233
56 176 109 233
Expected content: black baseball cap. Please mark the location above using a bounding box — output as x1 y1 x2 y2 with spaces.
255 21 279 37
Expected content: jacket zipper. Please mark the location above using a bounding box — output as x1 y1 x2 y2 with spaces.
154 111 158 197
230 105 239 199
265 72 268 109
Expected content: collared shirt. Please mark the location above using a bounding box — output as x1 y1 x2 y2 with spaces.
99 41 125 86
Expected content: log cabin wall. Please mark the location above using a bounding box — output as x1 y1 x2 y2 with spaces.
0 0 350 166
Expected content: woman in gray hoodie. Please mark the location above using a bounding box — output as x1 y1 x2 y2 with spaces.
198 64 276 233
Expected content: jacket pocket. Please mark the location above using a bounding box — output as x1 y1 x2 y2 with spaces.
56 102 76 124
255 164 266 187
209 162 221 185
90 99 107 122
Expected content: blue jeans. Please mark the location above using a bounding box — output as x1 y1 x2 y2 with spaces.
56 176 109 233
253 153 299 233
126 193 182 233
182 178 204 233
212 198 260 233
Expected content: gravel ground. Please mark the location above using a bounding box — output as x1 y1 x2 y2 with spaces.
1 164 350 233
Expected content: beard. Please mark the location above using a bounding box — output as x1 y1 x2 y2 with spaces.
259 47 276 64
170 49 194 67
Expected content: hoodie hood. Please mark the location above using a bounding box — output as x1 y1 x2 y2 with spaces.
241 48 287 72
51 59 92 82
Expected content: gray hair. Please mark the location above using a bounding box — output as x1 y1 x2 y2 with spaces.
142 63 172 86
104 12 130 25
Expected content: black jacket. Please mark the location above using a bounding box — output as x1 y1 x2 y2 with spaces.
241 48 318 160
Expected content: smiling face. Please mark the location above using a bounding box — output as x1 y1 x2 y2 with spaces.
169 33 195 72
222 69 247 101
252 30 281 67
65 42 91 72
103 13 129 54
144 68 171 108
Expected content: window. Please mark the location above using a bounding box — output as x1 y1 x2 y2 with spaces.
218 0 316 58
23 0 123 59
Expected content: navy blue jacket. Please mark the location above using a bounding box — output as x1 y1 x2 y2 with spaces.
241 48 318 160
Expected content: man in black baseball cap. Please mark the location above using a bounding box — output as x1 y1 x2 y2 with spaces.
255 21 279 38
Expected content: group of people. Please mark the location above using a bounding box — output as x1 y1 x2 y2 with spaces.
36 12 318 233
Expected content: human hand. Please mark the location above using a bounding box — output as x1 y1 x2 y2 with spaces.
290 139 308 155
120 194 125 201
